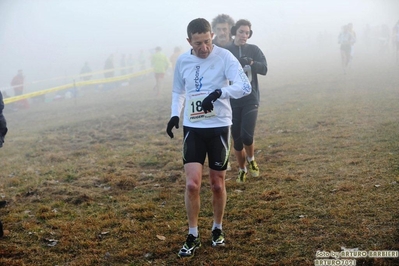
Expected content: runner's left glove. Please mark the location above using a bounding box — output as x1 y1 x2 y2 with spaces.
166 116 179 138
201 89 222 114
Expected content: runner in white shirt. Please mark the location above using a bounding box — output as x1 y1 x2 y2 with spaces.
170 45 251 128
166 18 251 259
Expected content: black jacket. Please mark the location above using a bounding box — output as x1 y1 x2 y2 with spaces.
225 42 267 107
0 91 7 147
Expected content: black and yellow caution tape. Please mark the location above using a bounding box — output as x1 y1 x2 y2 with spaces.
4 68 153 105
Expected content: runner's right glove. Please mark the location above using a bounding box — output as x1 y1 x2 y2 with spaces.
166 116 179 138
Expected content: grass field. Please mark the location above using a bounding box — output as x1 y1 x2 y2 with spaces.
0 51 398 266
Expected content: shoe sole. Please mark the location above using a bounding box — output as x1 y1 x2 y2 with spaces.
250 172 259 177
177 243 201 258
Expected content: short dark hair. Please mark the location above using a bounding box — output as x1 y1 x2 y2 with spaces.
187 18 211 39
234 19 252 31
211 14 235 31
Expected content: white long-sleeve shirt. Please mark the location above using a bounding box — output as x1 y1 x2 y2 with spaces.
171 45 251 128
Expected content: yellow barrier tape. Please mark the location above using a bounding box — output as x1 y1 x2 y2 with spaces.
4 68 153 105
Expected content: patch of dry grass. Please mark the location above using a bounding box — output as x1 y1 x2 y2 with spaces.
0 55 398 265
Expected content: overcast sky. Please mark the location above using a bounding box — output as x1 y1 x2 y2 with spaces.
0 0 398 91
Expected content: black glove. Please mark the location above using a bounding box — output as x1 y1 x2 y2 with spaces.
201 89 222 114
166 116 179 138
239 56 253 67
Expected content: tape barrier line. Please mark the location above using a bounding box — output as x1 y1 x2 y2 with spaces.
4 68 153 105
1 65 144 91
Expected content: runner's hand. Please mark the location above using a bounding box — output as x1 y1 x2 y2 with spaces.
239 56 253 67
201 89 222 114
166 116 179 138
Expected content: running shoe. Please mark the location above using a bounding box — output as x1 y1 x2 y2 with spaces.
236 169 247 183
178 234 201 258
211 228 225 247
247 159 259 177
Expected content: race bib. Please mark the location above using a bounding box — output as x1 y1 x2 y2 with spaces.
186 92 216 122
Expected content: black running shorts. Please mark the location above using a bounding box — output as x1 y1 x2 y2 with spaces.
182 126 230 171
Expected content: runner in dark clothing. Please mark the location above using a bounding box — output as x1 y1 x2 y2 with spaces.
225 19 268 182
0 90 8 237
0 91 7 148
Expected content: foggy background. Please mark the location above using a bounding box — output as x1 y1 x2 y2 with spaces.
0 0 398 94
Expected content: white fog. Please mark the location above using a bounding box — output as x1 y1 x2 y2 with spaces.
0 0 398 94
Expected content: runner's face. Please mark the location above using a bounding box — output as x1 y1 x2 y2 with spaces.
187 32 214 59
234 25 251 46
214 23 230 46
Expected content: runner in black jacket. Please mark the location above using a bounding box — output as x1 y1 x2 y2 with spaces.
225 19 267 182
0 91 7 148
0 90 7 237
